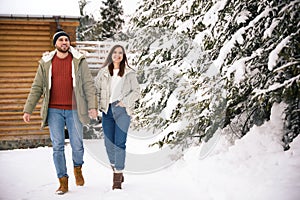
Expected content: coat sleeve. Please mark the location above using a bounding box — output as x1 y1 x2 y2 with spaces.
94 69 101 99
23 65 44 114
80 59 98 110
121 72 141 108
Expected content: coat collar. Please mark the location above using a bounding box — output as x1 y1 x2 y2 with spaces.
41 46 83 63
40 46 82 89
102 66 134 77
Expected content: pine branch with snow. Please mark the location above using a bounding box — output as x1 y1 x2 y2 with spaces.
126 0 299 150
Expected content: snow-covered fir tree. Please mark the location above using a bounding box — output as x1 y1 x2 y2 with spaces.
125 0 299 150
77 0 103 41
77 0 125 41
100 0 124 40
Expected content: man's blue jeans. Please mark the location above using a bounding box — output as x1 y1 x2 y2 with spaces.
102 102 131 171
48 108 84 178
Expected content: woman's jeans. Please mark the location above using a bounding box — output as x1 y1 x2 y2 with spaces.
102 101 131 171
48 108 84 178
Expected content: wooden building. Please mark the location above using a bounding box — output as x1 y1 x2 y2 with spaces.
0 0 80 149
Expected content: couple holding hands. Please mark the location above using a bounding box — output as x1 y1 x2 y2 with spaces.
23 29 140 194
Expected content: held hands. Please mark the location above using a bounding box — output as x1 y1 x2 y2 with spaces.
88 109 98 119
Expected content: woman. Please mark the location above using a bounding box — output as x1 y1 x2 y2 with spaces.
95 45 140 189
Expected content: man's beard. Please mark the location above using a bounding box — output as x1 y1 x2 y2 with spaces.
57 46 70 53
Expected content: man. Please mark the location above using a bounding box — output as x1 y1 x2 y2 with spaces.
23 29 98 195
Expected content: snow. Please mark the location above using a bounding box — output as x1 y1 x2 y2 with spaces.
274 61 299 72
202 0 227 28
143 88 162 107
212 6 273 70
121 0 141 16
235 10 251 25
194 30 211 48
174 16 197 33
0 0 299 199
178 0 194 16
253 74 300 98
84 0 141 21
1 103 300 200
213 26 245 70
226 56 253 85
82 0 103 20
263 19 280 39
160 92 179 120
268 36 291 71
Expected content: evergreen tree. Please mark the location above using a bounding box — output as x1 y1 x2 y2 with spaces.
77 0 103 41
127 0 299 150
100 0 124 40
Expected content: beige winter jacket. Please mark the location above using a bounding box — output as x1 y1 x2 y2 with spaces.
23 46 97 127
94 67 140 116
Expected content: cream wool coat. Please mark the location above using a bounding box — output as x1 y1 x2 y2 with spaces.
94 67 140 116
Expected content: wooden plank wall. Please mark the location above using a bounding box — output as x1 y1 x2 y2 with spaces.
0 20 51 141
0 19 79 145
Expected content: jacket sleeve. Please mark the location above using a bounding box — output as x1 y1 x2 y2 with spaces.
94 70 101 105
23 65 44 114
80 59 98 110
121 72 140 108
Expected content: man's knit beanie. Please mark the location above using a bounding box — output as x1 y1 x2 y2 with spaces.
53 29 70 46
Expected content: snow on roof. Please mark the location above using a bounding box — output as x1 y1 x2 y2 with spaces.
0 0 80 18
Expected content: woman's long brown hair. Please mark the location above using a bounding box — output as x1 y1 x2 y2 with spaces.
101 44 129 77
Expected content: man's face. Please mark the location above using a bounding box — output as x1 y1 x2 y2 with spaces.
55 36 70 53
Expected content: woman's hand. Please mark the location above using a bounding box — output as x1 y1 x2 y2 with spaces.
116 101 125 107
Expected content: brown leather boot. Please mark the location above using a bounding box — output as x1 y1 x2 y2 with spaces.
112 172 123 190
56 176 68 195
111 165 124 182
74 166 85 186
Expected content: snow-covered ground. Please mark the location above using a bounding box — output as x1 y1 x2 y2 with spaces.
1 103 300 200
